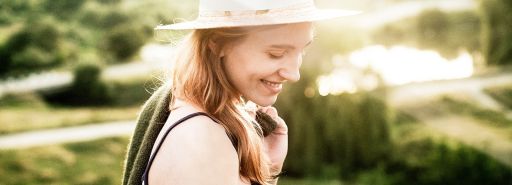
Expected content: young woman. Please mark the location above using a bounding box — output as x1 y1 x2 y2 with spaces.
122 1 359 185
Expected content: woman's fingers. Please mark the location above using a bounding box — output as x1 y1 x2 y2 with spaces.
262 106 278 119
260 106 288 135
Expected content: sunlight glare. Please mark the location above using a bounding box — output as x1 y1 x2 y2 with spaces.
317 45 474 95
349 45 473 85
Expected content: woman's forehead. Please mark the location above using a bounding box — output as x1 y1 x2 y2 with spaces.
244 22 314 47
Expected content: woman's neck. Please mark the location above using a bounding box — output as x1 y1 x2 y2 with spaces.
171 97 206 113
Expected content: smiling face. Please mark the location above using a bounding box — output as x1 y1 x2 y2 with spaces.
220 22 314 106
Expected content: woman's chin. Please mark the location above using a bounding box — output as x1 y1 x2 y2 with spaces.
250 96 278 107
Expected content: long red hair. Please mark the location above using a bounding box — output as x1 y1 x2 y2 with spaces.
168 27 271 184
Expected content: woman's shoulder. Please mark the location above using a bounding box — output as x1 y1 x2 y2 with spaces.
149 105 240 184
163 106 228 146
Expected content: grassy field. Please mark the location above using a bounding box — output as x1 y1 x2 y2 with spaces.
279 178 344 185
0 137 129 185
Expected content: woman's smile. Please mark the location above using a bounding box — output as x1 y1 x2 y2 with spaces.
260 79 283 94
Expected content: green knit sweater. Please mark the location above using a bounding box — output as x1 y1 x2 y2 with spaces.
121 83 277 185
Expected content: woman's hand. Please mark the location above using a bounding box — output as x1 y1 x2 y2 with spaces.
258 106 288 173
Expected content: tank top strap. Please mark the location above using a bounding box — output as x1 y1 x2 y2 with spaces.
142 112 217 185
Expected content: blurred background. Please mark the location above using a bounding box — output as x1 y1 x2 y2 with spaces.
0 0 511 184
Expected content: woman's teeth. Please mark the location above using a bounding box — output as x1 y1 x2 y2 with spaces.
262 80 281 87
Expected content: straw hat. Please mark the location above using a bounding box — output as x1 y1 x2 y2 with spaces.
155 0 361 30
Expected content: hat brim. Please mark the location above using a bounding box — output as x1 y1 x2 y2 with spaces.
155 9 361 30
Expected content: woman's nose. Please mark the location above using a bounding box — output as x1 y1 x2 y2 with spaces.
278 54 302 82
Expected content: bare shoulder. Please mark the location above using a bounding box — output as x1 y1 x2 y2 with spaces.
149 108 240 185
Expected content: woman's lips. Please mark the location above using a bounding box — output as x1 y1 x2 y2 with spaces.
261 79 283 94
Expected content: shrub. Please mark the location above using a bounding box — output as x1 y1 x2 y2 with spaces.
10 46 61 71
0 0 30 13
43 62 113 106
100 10 131 29
0 44 10 75
3 27 31 53
387 138 512 185
0 0 31 24
69 62 113 105
102 24 146 62
20 18 62 52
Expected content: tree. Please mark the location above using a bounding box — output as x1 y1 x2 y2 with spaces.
42 0 86 19
0 19 63 77
416 9 450 49
480 0 512 65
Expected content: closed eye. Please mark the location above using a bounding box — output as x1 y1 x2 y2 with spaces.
268 51 286 59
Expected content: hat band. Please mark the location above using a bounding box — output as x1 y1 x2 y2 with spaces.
198 1 316 18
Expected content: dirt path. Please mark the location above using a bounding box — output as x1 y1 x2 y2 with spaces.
419 115 512 167
0 120 135 150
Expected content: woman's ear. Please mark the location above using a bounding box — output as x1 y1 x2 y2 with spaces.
208 39 217 53
208 39 225 57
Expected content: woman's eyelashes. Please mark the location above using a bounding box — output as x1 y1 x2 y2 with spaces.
267 48 307 60
267 51 286 59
